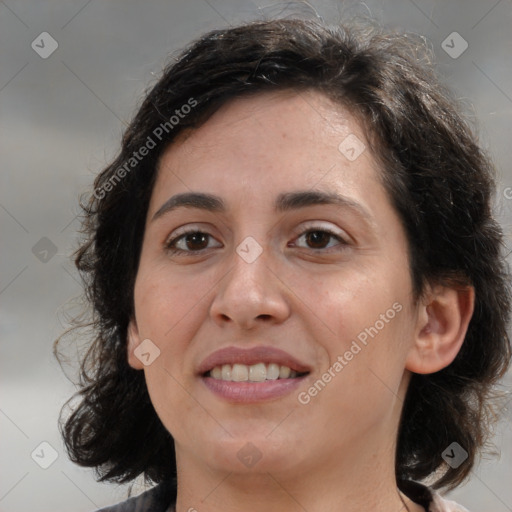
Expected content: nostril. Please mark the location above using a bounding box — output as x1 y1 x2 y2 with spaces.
257 314 272 321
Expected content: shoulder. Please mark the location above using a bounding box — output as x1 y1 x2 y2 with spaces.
94 479 177 512
400 480 470 512
429 492 470 512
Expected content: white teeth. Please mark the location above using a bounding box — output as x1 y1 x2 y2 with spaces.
279 365 291 379
231 363 249 381
221 364 231 380
249 363 267 382
208 362 303 382
267 363 280 380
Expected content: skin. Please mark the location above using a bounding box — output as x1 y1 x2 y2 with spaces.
127 90 474 512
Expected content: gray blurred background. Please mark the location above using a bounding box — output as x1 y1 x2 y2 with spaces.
1 1 511 511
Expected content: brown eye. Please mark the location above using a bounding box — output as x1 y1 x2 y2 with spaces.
293 227 348 252
166 230 222 254
183 232 209 251
305 231 333 249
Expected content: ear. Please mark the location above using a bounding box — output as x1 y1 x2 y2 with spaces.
127 318 144 370
405 284 475 374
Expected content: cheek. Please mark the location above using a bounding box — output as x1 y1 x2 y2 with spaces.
310 266 412 368
134 269 209 435
303 290 412 434
143 363 198 442
134 265 210 343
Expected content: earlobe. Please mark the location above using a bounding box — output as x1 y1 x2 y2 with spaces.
127 319 144 370
405 284 475 374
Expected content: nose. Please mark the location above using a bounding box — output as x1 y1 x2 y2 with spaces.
209 246 291 330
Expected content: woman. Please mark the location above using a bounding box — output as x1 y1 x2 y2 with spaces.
56 18 511 512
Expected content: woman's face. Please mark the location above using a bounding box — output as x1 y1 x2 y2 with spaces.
128 90 422 477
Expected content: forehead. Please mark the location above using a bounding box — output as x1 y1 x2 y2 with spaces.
151 90 382 212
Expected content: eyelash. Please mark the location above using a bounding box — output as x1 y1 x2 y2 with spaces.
164 226 349 255
165 229 221 255
293 228 348 251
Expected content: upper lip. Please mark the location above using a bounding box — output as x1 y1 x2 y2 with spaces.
197 346 312 375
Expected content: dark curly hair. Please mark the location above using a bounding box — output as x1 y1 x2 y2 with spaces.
56 18 511 492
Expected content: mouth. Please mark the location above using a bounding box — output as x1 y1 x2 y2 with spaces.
198 346 311 403
205 362 309 382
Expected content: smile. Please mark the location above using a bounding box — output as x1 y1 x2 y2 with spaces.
199 346 311 402
208 362 306 381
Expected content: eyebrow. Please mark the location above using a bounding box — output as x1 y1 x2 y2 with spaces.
275 190 370 220
152 190 372 222
152 192 225 221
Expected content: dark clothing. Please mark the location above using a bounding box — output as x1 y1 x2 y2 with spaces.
96 479 176 512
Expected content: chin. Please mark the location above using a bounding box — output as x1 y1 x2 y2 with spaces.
199 432 298 475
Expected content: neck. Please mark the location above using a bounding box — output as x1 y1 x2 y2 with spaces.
173 437 423 512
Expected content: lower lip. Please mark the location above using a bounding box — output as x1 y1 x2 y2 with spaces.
202 375 307 403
